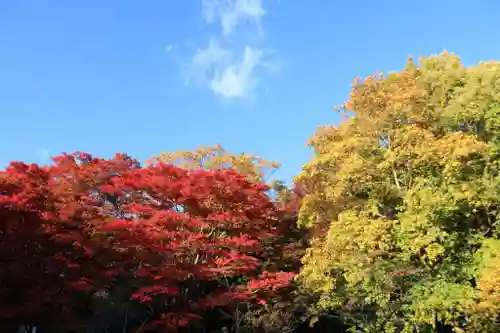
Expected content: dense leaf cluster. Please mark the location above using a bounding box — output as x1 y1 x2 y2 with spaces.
0 153 295 332
5 52 500 333
298 52 500 332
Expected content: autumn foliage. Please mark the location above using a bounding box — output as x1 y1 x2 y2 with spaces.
297 52 500 332
8 52 500 333
0 152 295 332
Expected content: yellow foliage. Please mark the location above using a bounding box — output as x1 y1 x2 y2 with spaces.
297 52 500 332
150 144 280 183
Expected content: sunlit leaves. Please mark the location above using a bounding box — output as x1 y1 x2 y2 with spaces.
0 152 294 331
150 144 280 183
297 52 500 332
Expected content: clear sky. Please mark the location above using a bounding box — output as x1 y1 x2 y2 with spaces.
1 0 500 181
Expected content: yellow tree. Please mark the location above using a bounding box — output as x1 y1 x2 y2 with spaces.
297 52 500 332
150 144 299 208
150 144 280 183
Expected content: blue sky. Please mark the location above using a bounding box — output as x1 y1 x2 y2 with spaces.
1 0 500 182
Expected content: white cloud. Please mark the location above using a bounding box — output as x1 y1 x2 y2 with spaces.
191 38 232 71
189 38 265 99
184 0 275 100
202 0 265 36
210 46 264 99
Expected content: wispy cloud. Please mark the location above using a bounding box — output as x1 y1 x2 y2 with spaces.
201 0 266 36
183 0 277 100
210 46 264 99
188 38 266 99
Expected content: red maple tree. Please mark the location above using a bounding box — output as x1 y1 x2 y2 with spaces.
0 152 295 332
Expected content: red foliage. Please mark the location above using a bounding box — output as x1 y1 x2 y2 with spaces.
0 153 140 330
0 152 294 332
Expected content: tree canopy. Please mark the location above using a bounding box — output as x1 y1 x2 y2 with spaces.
297 52 500 332
5 52 500 333
151 145 280 183
0 153 294 332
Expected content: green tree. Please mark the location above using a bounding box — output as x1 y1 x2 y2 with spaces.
297 52 500 332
